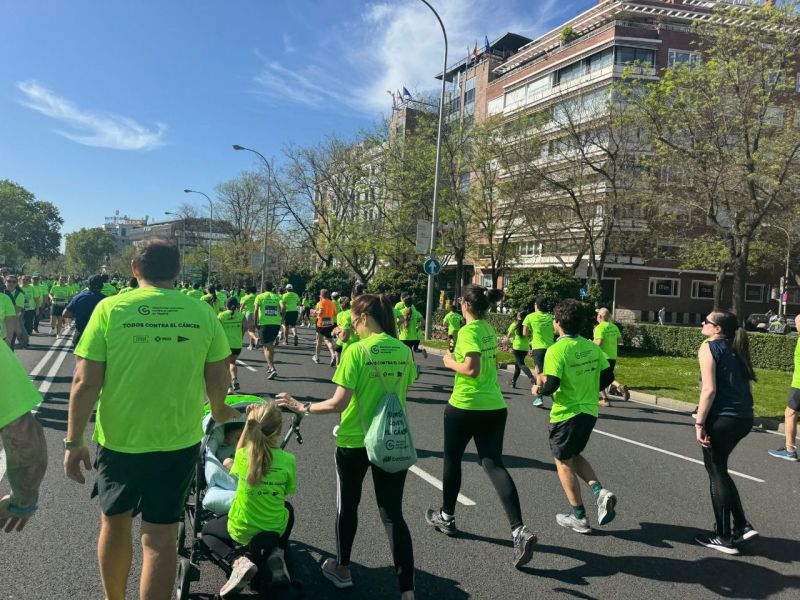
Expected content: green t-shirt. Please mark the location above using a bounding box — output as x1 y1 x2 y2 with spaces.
240 293 256 314
593 321 621 360
544 335 610 424
228 447 296 544
281 292 300 312
0 340 42 429
331 333 416 448
101 282 118 297
523 311 554 350
507 321 530 352
218 310 245 349
21 285 36 310
398 306 422 341
301 297 311 309
118 287 134 294
74 287 231 453
449 320 506 411
333 299 342 313
50 284 70 304
335 309 359 349
255 291 282 325
216 291 228 313
0 293 15 339
187 289 204 300
792 337 800 389
33 284 45 306
443 311 463 335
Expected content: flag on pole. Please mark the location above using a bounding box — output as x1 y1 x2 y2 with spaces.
472 43 479 62
402 86 412 100
485 35 491 53
395 89 403 104
467 45 471 66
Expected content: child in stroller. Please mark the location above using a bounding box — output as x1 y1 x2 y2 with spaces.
202 399 297 597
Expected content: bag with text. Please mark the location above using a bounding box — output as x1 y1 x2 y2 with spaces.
355 342 417 473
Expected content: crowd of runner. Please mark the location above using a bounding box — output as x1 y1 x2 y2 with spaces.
1 235 799 600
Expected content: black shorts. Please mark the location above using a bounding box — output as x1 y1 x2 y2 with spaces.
284 311 298 327
334 344 343 354
549 413 597 460
231 348 242 357
259 325 281 345
52 304 65 317
403 339 420 351
531 348 547 373
317 326 334 339
91 443 199 523
607 359 616 377
788 388 800 411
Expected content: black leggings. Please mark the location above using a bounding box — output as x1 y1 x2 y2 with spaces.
442 405 523 531
335 447 414 593
702 415 752 539
202 502 294 564
512 350 535 384
23 310 35 335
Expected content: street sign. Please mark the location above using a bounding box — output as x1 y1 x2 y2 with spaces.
423 257 442 276
579 287 587 298
416 219 431 255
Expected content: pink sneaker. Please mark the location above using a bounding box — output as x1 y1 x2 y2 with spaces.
220 555 258 597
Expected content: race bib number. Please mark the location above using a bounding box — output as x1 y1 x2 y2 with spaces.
264 306 279 316
321 317 332 326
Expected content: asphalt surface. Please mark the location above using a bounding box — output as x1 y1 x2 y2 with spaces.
2 324 800 600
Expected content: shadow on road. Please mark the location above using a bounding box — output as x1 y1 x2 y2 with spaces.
416 446 556 472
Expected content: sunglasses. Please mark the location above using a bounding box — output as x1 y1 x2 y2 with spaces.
702 318 718 326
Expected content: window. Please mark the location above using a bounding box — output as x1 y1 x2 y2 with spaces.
587 48 613 73
765 107 785 126
464 77 476 116
745 283 765 303
504 86 526 111
691 280 715 300
649 277 680 297
616 46 656 67
526 76 550 103
667 49 700 70
447 93 461 117
458 172 471 193
479 274 493 288
488 96 503 115
556 60 585 85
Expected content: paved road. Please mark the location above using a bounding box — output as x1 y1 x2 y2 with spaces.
2 326 800 600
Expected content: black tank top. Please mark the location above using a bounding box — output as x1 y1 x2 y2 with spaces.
706 338 754 420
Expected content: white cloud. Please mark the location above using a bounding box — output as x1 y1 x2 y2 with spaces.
16 80 166 150
282 34 296 53
252 61 357 110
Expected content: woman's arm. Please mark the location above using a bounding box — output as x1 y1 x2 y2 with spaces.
695 343 716 447
277 386 354 415
443 352 480 378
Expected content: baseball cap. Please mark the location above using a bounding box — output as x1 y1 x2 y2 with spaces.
286 284 293 290
332 291 339 298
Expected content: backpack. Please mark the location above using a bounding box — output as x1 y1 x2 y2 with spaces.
354 342 417 473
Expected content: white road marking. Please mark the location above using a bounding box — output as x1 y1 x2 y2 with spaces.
409 465 476 506
28 327 71 379
593 428 765 483
236 360 257 372
36 342 72 400
0 442 6 484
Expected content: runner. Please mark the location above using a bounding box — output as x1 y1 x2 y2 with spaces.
397 296 427 362
20 275 37 337
4 275 27 349
100 274 118 297
31 274 44 333
277 293 416 598
331 291 342 313
769 313 800 461
63 275 106 349
281 284 300 347
64 237 238 600
531 299 617 535
48 276 71 337
187 282 205 300
694 311 757 554
0 276 17 346
0 340 48 533
426 285 537 568
313 289 337 367
254 283 282 380
506 311 535 389
333 295 359 366
593 308 629 406
202 400 297 596
240 285 259 351
443 302 464 352
118 277 139 294
219 296 246 392
523 298 554 408
300 293 312 328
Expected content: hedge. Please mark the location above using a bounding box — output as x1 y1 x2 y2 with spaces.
431 310 798 372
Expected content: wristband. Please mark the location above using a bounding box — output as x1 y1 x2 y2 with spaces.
8 502 38 517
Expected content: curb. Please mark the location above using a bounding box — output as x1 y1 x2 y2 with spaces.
422 341 785 433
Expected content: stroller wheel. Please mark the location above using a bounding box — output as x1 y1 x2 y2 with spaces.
174 557 191 600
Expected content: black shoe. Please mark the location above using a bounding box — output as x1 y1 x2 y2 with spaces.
294 335 298 346
511 379 517 389
513 525 537 568
425 508 457 536
733 523 759 545
267 369 277 380
694 533 739 555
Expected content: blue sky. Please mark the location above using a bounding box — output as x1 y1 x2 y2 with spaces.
0 0 593 239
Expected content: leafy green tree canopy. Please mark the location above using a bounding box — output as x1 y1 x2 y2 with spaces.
0 179 63 267
65 227 117 275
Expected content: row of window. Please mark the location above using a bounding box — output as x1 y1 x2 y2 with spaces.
648 277 768 302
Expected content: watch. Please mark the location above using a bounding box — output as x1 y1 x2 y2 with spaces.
63 438 86 450
302 402 311 415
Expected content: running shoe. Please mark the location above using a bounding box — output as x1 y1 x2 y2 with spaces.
312 355 319 364
599 399 612 408
232 378 240 391
220 556 258 597
267 369 277 380
321 558 353 589
556 512 591 534
768 447 799 461
330 356 336 367
532 396 544 407
422 347 428 359
618 384 631 400
294 334 298 346
266 547 290 585
248 344 254 351
425 508 457 536
511 379 517 389
732 523 759 545
596 489 617 526
512 525 537 568
694 533 739 555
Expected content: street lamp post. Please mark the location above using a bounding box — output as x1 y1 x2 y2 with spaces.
232 144 274 292
183 189 213 286
165 211 187 283
764 224 792 317
417 0 448 340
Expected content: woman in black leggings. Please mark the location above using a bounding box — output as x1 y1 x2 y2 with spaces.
426 285 537 569
694 311 757 555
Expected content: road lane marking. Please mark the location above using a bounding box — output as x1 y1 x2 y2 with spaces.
28 328 71 379
236 360 257 372
593 429 765 483
0 442 6 484
409 465 476 506
37 341 73 400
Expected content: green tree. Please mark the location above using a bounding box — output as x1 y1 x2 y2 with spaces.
281 267 314 295
368 264 429 312
305 267 355 301
0 179 63 267
504 267 583 313
65 228 116 275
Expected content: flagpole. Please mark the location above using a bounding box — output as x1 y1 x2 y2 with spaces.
417 0 447 341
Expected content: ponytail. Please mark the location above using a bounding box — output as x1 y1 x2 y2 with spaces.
462 284 504 318
351 293 398 338
712 311 757 382
244 401 283 486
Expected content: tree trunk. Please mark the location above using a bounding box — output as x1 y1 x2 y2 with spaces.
731 254 748 318
713 266 726 312
454 252 465 299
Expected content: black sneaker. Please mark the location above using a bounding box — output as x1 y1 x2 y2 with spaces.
513 525 537 568
294 335 298 346
511 379 517 389
732 523 759 545
425 508 457 536
267 369 277 380
694 533 739 555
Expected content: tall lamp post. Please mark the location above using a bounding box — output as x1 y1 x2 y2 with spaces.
165 211 187 283
764 223 792 317
232 144 274 292
417 0 448 340
183 189 213 286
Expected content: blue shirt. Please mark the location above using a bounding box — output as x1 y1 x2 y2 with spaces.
706 338 754 420
66 290 106 333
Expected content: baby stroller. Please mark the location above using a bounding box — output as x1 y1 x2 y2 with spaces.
175 395 304 599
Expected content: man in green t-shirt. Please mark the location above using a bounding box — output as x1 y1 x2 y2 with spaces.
0 340 47 532
64 237 238 600
20 276 37 337
443 304 464 352
280 284 301 346
532 299 616 535
594 307 628 406
523 298 555 407
254 283 282 379
0 279 17 346
769 314 800 462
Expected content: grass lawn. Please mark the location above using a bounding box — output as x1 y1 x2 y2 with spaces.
422 341 791 419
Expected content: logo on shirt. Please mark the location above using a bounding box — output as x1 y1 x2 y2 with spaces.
154 336 173 342
177 336 190 343
133 335 148 344
138 306 151 316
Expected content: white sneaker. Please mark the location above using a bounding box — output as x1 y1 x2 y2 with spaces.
220 556 258 597
312 355 319 364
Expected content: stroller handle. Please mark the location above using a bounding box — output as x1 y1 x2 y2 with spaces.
281 411 304 449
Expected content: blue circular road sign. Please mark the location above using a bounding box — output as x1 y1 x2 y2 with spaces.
424 257 442 276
